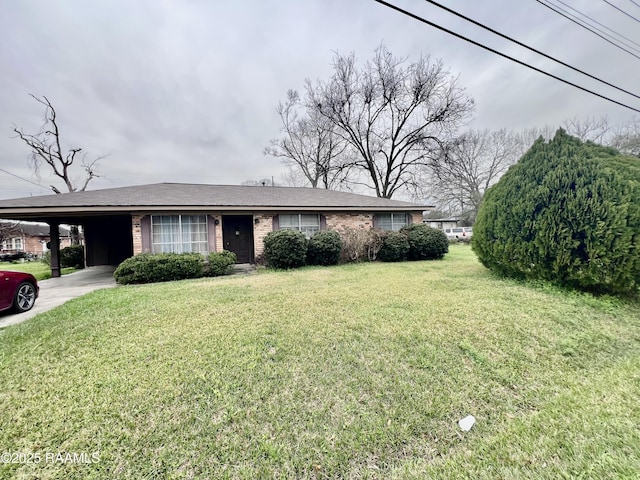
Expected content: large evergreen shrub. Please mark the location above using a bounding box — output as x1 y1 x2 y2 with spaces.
307 230 342 266
400 224 449 260
114 252 204 284
473 129 640 296
263 230 307 269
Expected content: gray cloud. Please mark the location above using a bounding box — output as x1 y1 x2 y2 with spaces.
1 0 638 199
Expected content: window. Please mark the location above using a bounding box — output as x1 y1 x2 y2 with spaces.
151 215 208 253
13 238 23 251
279 214 320 238
375 213 409 231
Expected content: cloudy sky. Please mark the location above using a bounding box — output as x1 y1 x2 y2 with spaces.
1 0 638 200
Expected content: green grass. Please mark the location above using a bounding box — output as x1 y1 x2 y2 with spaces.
0 245 638 479
0 261 75 280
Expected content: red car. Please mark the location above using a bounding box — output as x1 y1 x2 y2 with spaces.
0 271 39 313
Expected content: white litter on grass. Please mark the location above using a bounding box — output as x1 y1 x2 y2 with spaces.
458 415 476 431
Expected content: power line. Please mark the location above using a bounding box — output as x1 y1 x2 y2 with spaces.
629 0 640 9
0 168 50 190
602 0 640 23
536 0 640 61
554 0 640 51
422 0 640 100
550 0 640 52
372 0 640 114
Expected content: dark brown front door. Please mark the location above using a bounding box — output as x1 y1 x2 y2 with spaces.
222 215 254 263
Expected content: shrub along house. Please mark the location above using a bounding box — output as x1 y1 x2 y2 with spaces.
0 183 432 276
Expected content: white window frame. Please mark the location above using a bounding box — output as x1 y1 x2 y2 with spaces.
375 213 409 231
151 215 209 254
279 214 321 238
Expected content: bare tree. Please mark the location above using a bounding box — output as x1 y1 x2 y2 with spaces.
307 44 474 198
265 89 351 190
425 129 525 222
611 116 640 157
13 95 105 194
0 221 21 250
562 116 612 144
13 94 106 244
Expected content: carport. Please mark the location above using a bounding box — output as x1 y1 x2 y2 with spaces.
0 209 133 277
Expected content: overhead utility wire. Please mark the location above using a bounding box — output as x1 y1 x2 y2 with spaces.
602 0 640 23
555 0 640 50
0 168 50 190
536 0 640 60
422 0 640 100
551 0 640 51
372 0 640 114
629 0 640 9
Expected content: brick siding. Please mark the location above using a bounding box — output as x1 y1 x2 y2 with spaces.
131 215 143 255
324 213 374 232
252 214 274 257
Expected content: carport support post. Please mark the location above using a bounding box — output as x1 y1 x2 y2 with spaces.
49 220 61 278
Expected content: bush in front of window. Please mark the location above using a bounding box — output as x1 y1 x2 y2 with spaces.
263 230 307 269
400 224 449 260
377 231 410 262
61 245 85 269
339 228 384 262
114 252 204 284
206 250 237 276
307 230 342 266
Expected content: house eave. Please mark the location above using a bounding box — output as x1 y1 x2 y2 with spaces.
0 204 433 221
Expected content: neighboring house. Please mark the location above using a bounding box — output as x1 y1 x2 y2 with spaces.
0 183 433 274
424 218 465 230
0 221 71 257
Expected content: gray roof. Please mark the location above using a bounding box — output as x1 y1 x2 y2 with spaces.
0 183 431 218
0 221 70 237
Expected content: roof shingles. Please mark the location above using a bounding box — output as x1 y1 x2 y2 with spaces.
0 183 430 210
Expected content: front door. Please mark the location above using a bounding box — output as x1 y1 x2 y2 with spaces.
222 215 254 263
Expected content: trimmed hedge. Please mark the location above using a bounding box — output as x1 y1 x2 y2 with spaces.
377 231 410 262
473 129 640 296
401 224 449 260
207 250 237 276
114 252 204 285
307 230 342 266
263 230 307 269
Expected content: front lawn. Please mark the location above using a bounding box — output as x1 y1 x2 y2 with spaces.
0 245 638 479
0 261 75 281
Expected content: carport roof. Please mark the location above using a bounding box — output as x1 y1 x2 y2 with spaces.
0 183 432 219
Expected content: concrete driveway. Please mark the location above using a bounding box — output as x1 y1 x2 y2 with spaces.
0 266 117 329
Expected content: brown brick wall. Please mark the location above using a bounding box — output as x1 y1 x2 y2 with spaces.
410 212 423 225
253 214 274 257
131 215 143 255
325 213 374 232
212 215 223 252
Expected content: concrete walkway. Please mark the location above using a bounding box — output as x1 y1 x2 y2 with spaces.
0 266 117 329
